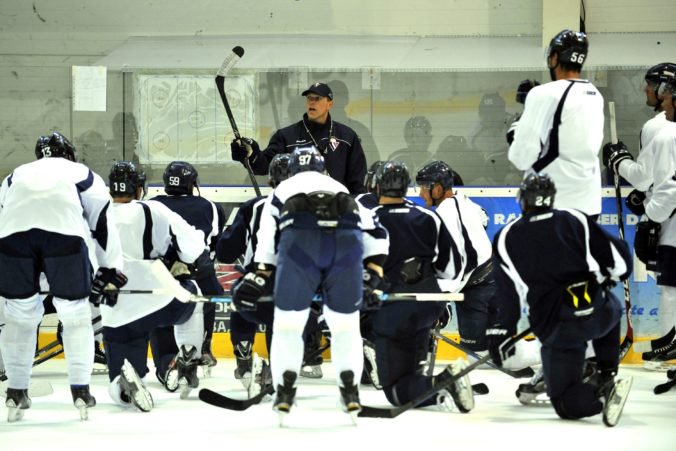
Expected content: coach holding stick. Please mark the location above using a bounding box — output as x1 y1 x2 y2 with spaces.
231 82 368 194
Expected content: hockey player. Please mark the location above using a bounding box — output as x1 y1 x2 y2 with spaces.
102 161 206 412
370 160 474 412
215 153 292 395
508 29 604 217
0 132 125 422
603 65 676 363
230 82 368 194
148 161 226 382
487 173 633 427
232 146 389 422
415 161 497 356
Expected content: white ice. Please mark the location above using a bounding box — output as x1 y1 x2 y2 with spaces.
1 360 674 451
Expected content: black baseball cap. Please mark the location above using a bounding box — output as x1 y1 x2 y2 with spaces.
302 82 333 100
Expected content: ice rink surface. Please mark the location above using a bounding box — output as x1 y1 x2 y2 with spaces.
1 359 673 451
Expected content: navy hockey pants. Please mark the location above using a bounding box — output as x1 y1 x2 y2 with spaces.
373 300 446 406
456 278 495 352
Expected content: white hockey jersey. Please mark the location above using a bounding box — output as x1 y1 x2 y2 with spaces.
254 171 389 266
509 79 604 215
101 199 205 327
643 123 676 247
618 111 668 192
0 157 122 270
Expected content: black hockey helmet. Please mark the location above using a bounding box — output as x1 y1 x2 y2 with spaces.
36 132 77 161
109 161 144 198
365 160 385 194
288 146 325 176
645 62 676 86
269 153 292 188
376 160 410 198
546 29 588 69
517 173 556 212
163 161 199 196
415 160 455 191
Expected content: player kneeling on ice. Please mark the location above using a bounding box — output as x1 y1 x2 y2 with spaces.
233 146 389 423
488 173 633 427
101 161 206 412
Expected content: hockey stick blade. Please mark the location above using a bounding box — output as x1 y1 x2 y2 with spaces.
199 384 274 411
359 328 531 418
432 331 534 379
653 378 676 395
472 383 489 395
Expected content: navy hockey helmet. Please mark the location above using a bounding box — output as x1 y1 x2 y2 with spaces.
365 160 385 194
288 146 325 176
36 132 77 161
415 161 455 191
376 161 411 198
546 29 588 69
163 161 199 196
517 173 556 212
109 161 144 198
269 153 292 187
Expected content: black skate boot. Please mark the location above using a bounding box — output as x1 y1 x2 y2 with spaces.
177 345 200 399
120 359 154 412
361 340 382 389
597 369 633 427
71 384 96 421
5 388 31 423
339 370 361 424
200 338 217 377
433 359 474 413
641 338 676 370
273 370 297 425
516 366 548 405
92 341 108 375
234 341 253 389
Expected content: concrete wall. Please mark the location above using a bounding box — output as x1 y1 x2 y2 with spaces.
0 0 674 181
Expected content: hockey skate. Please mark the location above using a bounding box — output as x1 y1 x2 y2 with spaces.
233 341 254 390
273 370 298 426
601 376 633 427
248 355 272 399
71 385 96 421
339 370 361 424
362 340 382 389
434 358 474 413
641 338 676 371
5 388 30 423
516 366 549 405
177 345 200 399
633 327 675 354
199 338 217 378
92 341 108 375
161 358 179 393
120 359 154 412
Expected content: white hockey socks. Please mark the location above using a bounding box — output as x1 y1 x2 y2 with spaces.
270 308 310 389
53 297 94 385
322 307 363 387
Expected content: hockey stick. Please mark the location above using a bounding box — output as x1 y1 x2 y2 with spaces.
653 376 676 395
199 384 274 411
431 330 535 379
359 328 532 419
426 325 441 377
215 46 261 197
33 325 104 368
609 101 634 361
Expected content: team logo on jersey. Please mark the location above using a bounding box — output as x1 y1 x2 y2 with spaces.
329 136 339 151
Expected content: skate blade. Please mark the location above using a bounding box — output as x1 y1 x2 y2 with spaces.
179 381 192 400
200 365 212 379
6 403 25 423
517 392 551 406
75 399 89 421
603 377 633 427
642 361 676 372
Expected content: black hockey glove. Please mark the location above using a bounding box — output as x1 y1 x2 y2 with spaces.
625 189 646 216
485 326 516 368
516 79 540 104
362 267 385 311
232 269 272 311
506 116 519 145
89 268 128 307
230 137 260 163
602 141 633 174
634 219 661 266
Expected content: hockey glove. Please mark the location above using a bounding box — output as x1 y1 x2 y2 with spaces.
362 267 385 311
602 141 633 174
516 79 540 104
89 268 128 307
634 219 661 266
232 269 272 311
506 116 519 145
625 189 646 216
230 137 260 163
486 326 516 368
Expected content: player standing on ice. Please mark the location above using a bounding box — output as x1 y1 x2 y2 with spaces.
0 132 125 422
487 173 633 427
232 146 389 424
102 161 206 412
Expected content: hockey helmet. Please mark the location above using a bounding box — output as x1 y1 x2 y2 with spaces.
163 161 199 196
36 132 77 161
546 29 588 68
376 161 411 198
364 160 385 194
268 153 292 188
517 173 556 212
288 146 325 176
109 161 144 197
415 161 455 191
